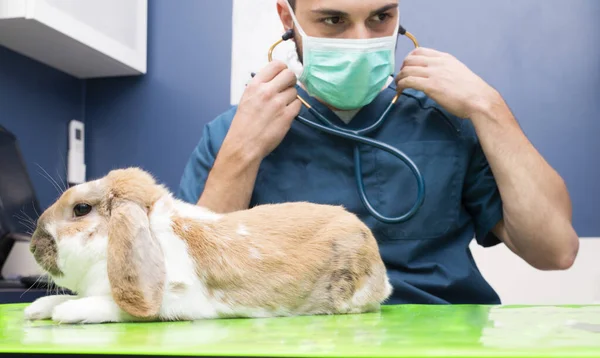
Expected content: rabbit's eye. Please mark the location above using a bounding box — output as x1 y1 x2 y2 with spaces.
73 203 92 217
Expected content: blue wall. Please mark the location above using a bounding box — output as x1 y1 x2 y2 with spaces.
0 46 83 210
85 0 233 190
398 0 600 236
3 0 599 236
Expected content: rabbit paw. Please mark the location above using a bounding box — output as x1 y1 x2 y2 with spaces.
24 295 77 321
51 296 123 324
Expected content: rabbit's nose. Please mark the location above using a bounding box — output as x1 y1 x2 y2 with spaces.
30 228 63 277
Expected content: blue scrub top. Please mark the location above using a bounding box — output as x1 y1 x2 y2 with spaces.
178 80 504 305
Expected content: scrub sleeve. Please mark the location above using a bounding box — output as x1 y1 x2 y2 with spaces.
463 138 504 248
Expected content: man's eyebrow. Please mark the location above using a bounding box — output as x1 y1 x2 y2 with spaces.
311 8 349 17
310 4 398 18
369 4 398 17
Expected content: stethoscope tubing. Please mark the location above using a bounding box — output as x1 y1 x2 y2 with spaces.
295 111 426 224
264 26 425 224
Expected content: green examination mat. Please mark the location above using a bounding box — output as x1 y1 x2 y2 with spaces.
1 303 600 357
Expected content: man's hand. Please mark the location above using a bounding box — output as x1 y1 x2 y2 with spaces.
225 60 302 162
396 47 579 271
197 61 302 213
395 47 499 120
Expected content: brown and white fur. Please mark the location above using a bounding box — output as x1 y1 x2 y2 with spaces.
24 168 392 324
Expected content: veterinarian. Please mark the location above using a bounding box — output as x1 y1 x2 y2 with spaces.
177 0 579 304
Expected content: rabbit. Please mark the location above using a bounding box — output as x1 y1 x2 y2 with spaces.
24 167 392 324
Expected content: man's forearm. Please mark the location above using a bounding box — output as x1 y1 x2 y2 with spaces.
470 92 579 269
197 143 261 213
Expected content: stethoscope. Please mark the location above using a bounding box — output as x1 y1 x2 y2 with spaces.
265 26 424 224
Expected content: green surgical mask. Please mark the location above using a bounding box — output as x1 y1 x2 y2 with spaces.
286 1 400 110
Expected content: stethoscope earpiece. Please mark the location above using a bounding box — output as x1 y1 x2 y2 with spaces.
282 29 295 41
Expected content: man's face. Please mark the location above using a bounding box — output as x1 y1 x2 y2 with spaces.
278 0 400 60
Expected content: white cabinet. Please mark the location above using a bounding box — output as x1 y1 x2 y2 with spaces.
0 0 147 78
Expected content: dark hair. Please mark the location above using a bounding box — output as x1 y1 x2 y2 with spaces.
288 0 296 10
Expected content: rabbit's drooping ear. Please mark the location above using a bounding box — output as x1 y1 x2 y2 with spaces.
107 199 165 318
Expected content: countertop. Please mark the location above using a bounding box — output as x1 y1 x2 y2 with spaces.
1 303 599 357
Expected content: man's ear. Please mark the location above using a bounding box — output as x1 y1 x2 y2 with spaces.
276 0 294 32
107 199 165 318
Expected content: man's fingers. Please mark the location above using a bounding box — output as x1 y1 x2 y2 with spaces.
280 86 299 106
270 68 298 93
267 87 298 113
397 66 430 80
283 99 302 121
252 60 288 83
396 76 429 93
401 55 434 68
409 47 445 58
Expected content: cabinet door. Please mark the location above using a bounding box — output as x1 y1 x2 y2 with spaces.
0 0 147 78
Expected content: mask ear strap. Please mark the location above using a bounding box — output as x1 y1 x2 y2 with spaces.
284 0 308 38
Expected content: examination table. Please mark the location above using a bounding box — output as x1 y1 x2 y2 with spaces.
0 303 599 357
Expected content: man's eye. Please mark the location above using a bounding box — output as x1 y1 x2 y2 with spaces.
323 16 343 25
373 13 391 23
